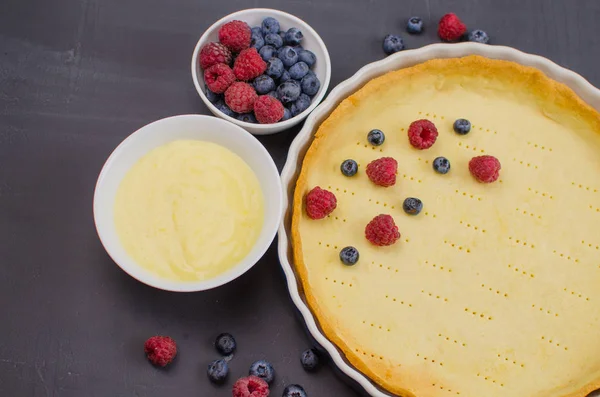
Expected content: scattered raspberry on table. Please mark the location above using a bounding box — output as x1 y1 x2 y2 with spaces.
144 336 177 367
438 13 467 42
232 376 270 397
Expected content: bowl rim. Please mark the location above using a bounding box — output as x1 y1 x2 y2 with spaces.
191 8 332 135
93 114 283 292
277 43 600 396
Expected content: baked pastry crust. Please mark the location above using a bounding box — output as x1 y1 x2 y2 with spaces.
292 56 600 397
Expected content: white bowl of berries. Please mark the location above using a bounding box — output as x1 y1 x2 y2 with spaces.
191 8 331 135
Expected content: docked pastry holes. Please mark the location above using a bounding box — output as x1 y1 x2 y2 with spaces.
512 157 539 169
562 287 590 301
361 319 391 333
355 141 384 152
507 236 535 248
459 220 486 233
464 307 493 321
421 289 449 302
454 188 482 201
354 347 385 360
476 373 504 387
531 303 559 317
526 140 553 152
423 260 452 273
457 141 485 153
572 181 598 193
384 294 413 307
437 333 467 347
416 352 444 366
480 283 509 298
324 276 354 288
515 207 543 220
527 187 554 200
443 239 471 253
496 353 525 368
541 335 568 350
552 249 579 263
507 264 536 278
431 383 461 395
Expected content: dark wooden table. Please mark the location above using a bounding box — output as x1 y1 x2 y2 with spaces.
2 1 599 396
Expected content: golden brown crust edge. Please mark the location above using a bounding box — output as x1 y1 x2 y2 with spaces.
291 55 600 397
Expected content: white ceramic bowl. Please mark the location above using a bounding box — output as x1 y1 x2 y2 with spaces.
191 8 332 135
94 115 282 292
277 43 600 396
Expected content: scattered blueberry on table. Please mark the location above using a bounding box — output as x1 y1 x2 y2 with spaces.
301 349 320 371
215 332 237 355
207 359 229 384
383 34 405 54
249 360 275 384
407 16 424 34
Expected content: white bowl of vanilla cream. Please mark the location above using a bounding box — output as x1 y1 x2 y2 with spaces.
93 115 282 292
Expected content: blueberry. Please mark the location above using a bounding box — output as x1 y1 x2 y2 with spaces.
453 118 471 135
215 333 236 355
340 246 359 266
253 74 276 94
279 69 291 84
433 157 451 174
237 113 257 123
383 34 405 55
205 85 221 103
468 29 490 44
297 49 316 67
261 17 280 35
266 90 278 99
259 45 277 62
301 349 320 371
281 107 292 121
367 129 385 146
278 46 299 67
264 32 283 49
250 27 265 50
300 73 320 96
266 57 285 79
207 359 229 384
290 93 311 116
284 27 304 46
289 62 309 80
283 385 307 397
403 197 423 215
278 30 286 40
213 100 235 117
340 159 358 177
249 360 275 384
407 17 424 34
277 80 301 103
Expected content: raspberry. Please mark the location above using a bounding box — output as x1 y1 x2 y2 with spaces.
233 48 267 81
469 155 501 183
232 376 270 397
144 336 177 367
219 20 252 52
438 13 467 42
408 119 438 149
366 157 398 187
305 187 337 220
225 82 258 113
254 95 284 124
199 42 232 69
365 214 401 246
204 63 236 94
